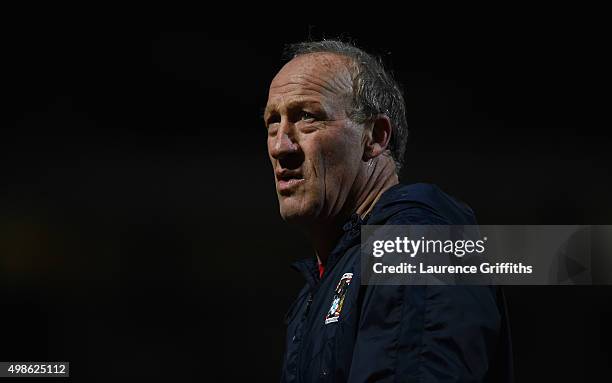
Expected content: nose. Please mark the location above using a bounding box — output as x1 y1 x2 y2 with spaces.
269 123 300 160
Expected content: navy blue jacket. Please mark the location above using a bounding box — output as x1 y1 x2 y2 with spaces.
280 183 513 383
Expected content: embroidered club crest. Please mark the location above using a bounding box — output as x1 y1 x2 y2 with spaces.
324 272 353 324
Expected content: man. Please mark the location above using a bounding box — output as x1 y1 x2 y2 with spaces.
264 40 513 383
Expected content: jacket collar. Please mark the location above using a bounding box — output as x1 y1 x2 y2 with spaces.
289 184 410 286
291 211 371 287
290 182 478 285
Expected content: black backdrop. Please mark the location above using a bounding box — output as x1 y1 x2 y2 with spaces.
2 24 610 382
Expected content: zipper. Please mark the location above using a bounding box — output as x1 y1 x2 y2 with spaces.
295 291 313 383
290 214 367 382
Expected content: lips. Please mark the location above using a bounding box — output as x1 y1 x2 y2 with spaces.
276 169 305 194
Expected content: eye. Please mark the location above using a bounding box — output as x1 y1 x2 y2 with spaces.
299 111 316 122
265 114 280 130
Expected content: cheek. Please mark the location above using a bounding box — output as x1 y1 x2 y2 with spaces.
324 130 362 170
306 130 362 183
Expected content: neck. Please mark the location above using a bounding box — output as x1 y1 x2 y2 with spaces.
310 154 399 264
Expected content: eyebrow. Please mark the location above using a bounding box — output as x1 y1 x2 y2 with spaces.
263 99 325 120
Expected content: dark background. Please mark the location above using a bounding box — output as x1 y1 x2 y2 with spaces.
1 23 610 382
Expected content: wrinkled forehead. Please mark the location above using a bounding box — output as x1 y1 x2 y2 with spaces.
267 53 354 107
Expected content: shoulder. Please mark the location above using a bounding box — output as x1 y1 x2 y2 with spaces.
369 183 477 225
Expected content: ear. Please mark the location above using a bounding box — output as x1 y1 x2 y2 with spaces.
362 115 392 161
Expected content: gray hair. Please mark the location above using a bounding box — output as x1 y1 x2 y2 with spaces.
284 40 409 172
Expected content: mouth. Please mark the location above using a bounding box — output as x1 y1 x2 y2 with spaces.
276 170 305 194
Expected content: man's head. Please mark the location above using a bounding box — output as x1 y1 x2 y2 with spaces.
264 40 408 225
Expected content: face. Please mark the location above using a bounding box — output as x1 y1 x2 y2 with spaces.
264 53 366 225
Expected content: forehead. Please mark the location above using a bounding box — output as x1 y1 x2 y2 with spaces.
266 53 353 113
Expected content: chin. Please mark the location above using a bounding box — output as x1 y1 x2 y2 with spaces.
278 198 320 225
